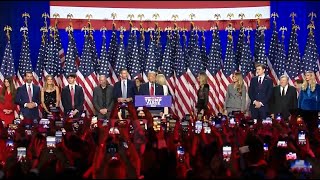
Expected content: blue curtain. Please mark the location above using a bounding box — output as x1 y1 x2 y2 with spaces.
0 1 319 70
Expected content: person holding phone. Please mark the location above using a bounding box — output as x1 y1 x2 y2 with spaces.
224 72 247 115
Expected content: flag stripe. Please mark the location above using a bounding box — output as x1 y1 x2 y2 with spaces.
50 1 269 9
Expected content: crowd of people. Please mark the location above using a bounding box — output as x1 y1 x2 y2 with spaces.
0 63 319 179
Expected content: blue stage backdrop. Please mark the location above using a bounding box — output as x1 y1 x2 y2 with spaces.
0 1 319 71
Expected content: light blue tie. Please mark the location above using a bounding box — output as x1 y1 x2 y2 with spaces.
122 81 127 98
307 85 311 96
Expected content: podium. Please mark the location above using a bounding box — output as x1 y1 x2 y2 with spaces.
134 95 172 107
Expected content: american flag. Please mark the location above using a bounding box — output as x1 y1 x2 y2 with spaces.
0 39 15 87
187 24 196 68
155 30 163 72
219 29 237 110
187 32 201 113
286 23 301 85
107 28 119 84
139 30 146 79
254 25 268 68
34 31 48 87
54 27 65 88
129 31 141 79
200 32 208 72
89 32 100 75
143 33 157 82
206 26 223 114
99 32 113 84
235 24 245 70
16 28 33 87
273 33 287 81
174 31 191 118
63 32 79 86
267 21 281 84
161 31 175 114
44 33 62 81
114 34 128 77
301 24 319 81
76 33 98 116
127 23 134 75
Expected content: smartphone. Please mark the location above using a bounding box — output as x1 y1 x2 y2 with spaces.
181 121 189 132
61 128 66 135
17 147 26 161
203 122 211 134
55 121 63 128
106 143 118 156
91 116 98 127
290 160 312 173
177 146 185 162
109 127 120 135
6 139 13 150
239 145 250 154
298 131 306 145
55 131 63 143
223 146 232 161
263 143 268 152
169 119 176 131
25 130 32 136
229 117 236 127
39 119 50 129
185 114 190 121
140 120 147 130
46 136 56 148
13 119 21 125
102 119 109 127
153 118 161 132
277 141 288 147
195 121 202 134
276 114 282 121
286 152 297 161
197 113 203 121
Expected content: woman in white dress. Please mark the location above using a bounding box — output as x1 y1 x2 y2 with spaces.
156 74 170 117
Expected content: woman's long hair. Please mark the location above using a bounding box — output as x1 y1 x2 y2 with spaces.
301 71 316 92
0 76 16 103
156 74 167 86
44 74 55 91
198 72 208 87
233 72 244 95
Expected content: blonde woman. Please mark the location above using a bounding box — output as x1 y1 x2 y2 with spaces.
224 72 247 115
41 75 60 117
156 74 170 116
298 71 320 110
196 72 209 114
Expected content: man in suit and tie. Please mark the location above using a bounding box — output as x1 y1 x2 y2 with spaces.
139 71 164 116
270 75 297 121
61 73 85 118
248 63 273 120
93 75 114 119
15 71 41 120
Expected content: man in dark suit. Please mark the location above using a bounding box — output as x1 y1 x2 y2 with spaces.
113 69 136 103
248 63 273 120
93 75 114 119
61 73 85 118
270 75 297 121
15 71 41 120
139 71 164 116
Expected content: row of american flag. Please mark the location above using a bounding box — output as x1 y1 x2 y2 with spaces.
0 14 319 119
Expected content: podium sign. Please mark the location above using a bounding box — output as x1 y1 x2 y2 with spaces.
135 95 172 107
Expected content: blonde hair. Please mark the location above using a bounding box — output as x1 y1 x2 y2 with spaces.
233 72 244 95
301 71 317 92
156 74 167 86
44 75 55 91
198 72 208 86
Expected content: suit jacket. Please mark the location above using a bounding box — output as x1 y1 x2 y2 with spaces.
139 82 164 112
298 84 320 111
248 75 273 108
93 85 114 119
61 85 84 117
270 85 297 119
113 79 136 101
196 84 209 111
15 84 40 119
225 83 247 112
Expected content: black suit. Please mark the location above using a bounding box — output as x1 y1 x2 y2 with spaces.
15 84 41 119
270 85 297 120
61 85 85 117
248 75 273 120
139 82 164 113
113 79 136 101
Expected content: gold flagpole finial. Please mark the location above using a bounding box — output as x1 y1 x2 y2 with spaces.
189 13 195 25
127 14 134 26
308 12 317 24
153 13 160 26
67 13 74 27
245 27 252 43
307 23 315 36
42 12 49 29
4 25 12 41
40 26 48 43
279 26 287 40
22 12 30 28
53 13 60 28
290 12 297 24
138 14 145 26
271 12 279 23
100 26 107 37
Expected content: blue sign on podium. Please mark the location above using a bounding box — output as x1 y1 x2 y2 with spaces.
135 95 172 107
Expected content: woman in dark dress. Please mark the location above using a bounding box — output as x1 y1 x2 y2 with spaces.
41 75 60 118
196 72 209 115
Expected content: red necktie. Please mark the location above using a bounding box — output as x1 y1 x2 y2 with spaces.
150 83 154 96
71 86 75 108
28 85 32 102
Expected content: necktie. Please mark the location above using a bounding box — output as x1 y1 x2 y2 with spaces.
150 83 154 96
70 86 75 108
307 85 311 96
122 81 127 98
258 77 262 84
281 87 285 96
28 85 32 102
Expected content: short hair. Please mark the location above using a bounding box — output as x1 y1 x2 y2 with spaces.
24 71 33 77
67 73 77 78
279 75 289 81
295 79 303 84
255 63 266 70
120 68 128 74
148 71 157 76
